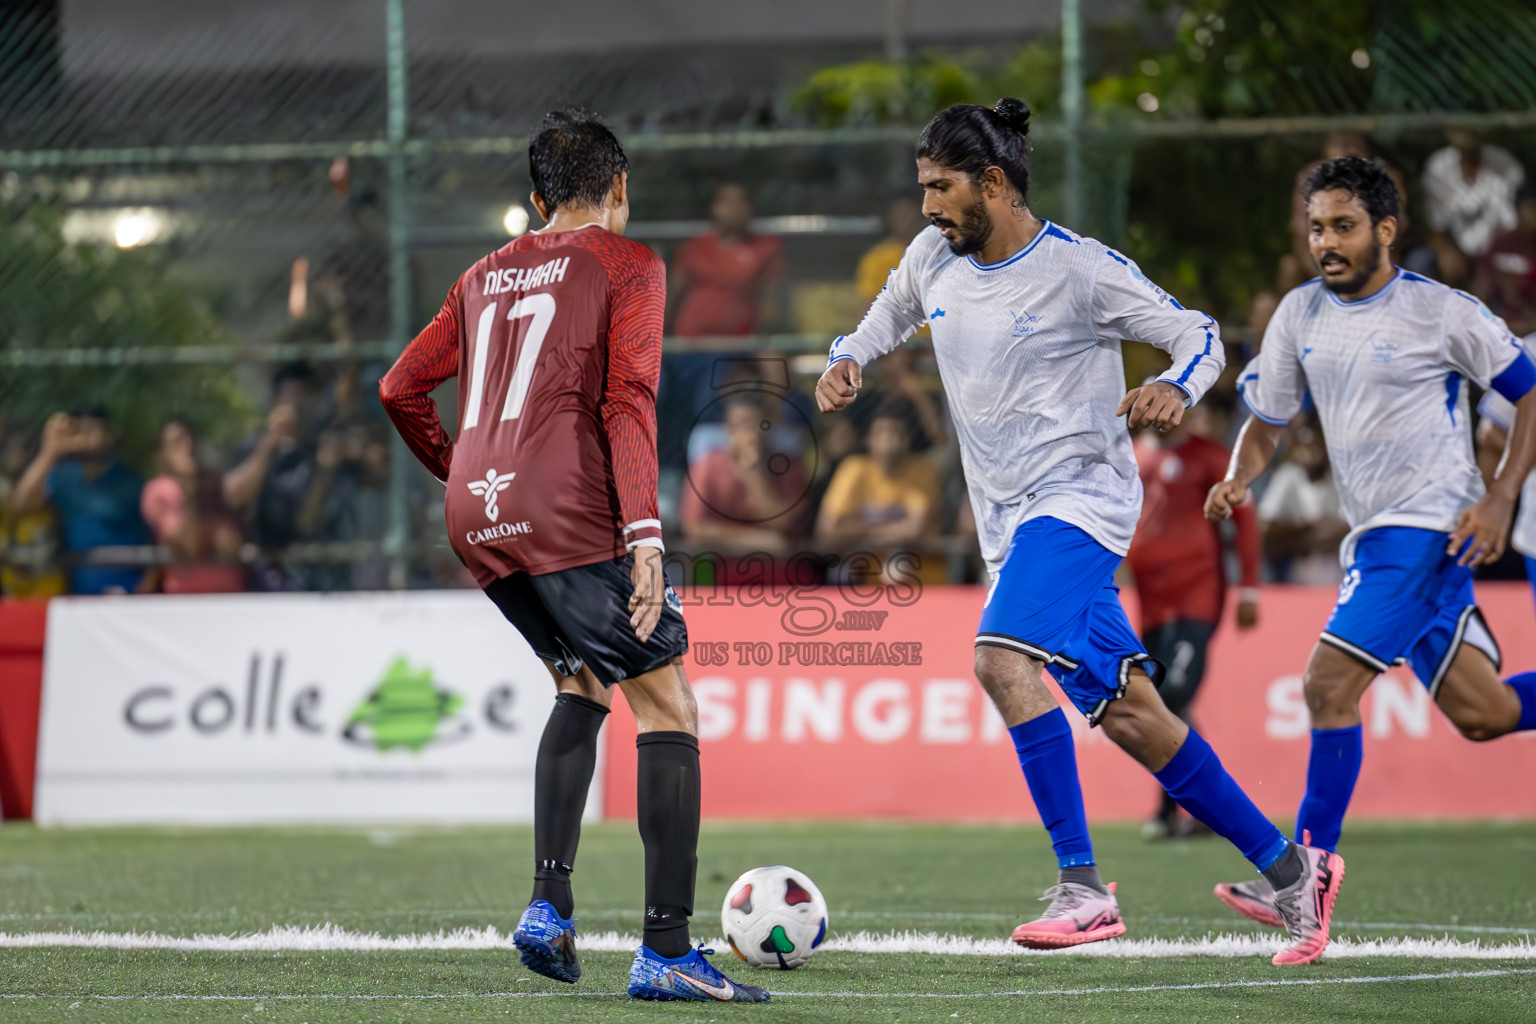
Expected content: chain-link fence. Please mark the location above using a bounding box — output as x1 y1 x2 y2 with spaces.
3 0 1536 596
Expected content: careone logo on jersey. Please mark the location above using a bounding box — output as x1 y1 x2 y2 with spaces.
465 467 534 546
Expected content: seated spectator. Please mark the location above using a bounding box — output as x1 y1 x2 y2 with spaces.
140 419 247 594
1424 130 1525 287
1257 422 1346 585
669 184 785 338
8 406 152 594
680 394 807 573
815 403 943 583
855 196 926 301
1478 183 1536 335
0 423 66 598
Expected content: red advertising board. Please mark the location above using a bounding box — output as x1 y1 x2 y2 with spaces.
602 583 1536 822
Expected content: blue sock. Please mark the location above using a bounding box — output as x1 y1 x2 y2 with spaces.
1154 729 1290 872
1295 724 1362 853
1008 708 1094 869
1506 672 1536 732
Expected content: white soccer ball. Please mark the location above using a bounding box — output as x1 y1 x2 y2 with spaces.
720 865 829 969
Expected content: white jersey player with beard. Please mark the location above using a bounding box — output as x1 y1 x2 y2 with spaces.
830 221 1221 576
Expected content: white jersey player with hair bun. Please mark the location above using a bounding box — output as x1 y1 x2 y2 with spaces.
830 222 1223 576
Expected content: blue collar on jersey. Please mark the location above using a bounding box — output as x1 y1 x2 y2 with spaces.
1323 266 1403 308
966 220 1059 271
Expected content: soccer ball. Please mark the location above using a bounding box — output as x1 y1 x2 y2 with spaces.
719 865 829 969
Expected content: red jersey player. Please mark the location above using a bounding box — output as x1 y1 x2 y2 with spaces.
379 110 766 1005
1127 407 1261 839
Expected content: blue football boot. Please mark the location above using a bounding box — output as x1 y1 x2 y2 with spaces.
628 943 770 1002
513 900 580 983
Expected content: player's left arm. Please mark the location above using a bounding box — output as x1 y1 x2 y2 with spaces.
1445 302 1536 566
601 249 669 642
1095 249 1226 431
379 282 462 483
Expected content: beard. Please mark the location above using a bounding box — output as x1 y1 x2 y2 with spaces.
932 200 993 257
1316 248 1384 295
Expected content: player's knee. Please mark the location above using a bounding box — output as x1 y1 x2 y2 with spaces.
1302 668 1358 718
1099 701 1153 756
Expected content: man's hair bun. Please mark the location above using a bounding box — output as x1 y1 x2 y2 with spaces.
993 97 1031 137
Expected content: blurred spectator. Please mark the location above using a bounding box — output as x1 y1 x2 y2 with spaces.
803 414 861 534
1126 405 1259 839
855 196 926 301
296 420 392 590
225 363 346 589
669 184 785 338
1424 130 1525 287
815 402 943 583
0 423 66 598
1257 420 1347 585
8 407 151 595
864 343 948 452
680 393 806 558
1477 183 1536 336
140 419 247 594
1280 132 1410 293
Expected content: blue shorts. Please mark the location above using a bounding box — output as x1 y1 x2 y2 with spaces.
976 517 1161 726
1321 527 1500 698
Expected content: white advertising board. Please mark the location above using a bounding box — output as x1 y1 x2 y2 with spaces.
34 592 595 825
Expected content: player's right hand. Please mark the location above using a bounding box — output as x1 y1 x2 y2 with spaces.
815 359 862 413
628 546 666 643
1204 479 1249 521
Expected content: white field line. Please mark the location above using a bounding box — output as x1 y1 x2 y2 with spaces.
0 924 1534 960
6 906 1530 937
1 968 1534 1001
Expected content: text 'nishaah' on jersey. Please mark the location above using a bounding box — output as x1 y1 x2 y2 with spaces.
1238 269 1536 567
379 225 666 584
828 222 1225 576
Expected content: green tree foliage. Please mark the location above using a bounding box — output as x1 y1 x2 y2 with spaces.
792 44 1060 127
0 201 254 469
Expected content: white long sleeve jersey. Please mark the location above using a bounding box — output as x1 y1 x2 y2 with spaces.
830 222 1224 576
1240 270 1531 567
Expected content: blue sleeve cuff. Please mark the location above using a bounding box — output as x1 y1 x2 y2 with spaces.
1478 393 1513 431
1239 389 1291 427
828 353 858 367
1491 351 1536 403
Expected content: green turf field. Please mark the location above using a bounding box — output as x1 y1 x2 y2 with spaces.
0 821 1532 1023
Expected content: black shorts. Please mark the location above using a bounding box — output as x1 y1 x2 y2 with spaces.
484 553 689 686
1142 619 1216 718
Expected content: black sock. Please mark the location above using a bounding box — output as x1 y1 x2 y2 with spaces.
1058 864 1108 895
637 731 700 959
530 692 609 919
1261 841 1304 892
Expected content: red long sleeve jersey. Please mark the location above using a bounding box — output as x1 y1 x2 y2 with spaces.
1127 433 1260 631
379 226 666 585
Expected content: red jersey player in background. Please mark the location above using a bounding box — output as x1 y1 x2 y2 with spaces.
379 109 767 1005
1127 401 1261 840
